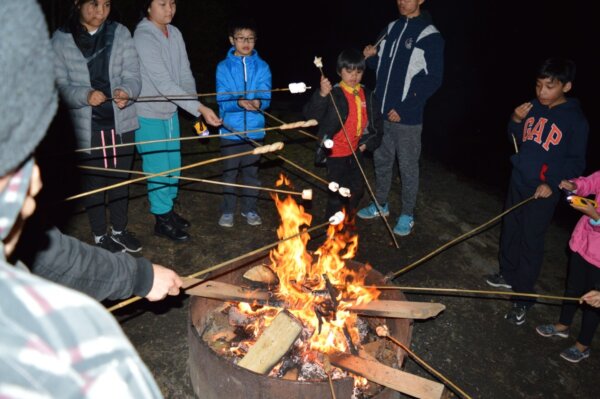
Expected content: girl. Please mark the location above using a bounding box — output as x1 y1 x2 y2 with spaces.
134 0 221 242
536 171 600 362
52 0 142 253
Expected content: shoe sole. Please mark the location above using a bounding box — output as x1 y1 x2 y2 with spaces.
393 229 412 237
560 352 589 363
485 280 512 289
219 222 234 227
241 213 262 226
153 231 190 242
357 212 390 220
536 327 569 338
110 238 142 253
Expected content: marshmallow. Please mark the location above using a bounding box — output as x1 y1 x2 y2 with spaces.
313 56 323 68
288 82 308 94
323 139 334 149
301 189 313 200
328 181 340 192
329 211 345 226
338 187 351 198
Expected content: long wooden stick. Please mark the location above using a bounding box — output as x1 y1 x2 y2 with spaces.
77 165 308 198
106 220 330 312
315 61 399 248
258 109 319 141
374 286 581 302
66 142 284 201
107 86 311 102
390 195 535 278
73 120 316 154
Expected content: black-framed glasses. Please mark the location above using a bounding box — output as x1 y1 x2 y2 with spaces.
234 36 256 43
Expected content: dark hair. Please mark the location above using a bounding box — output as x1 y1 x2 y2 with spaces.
336 49 365 74
65 0 119 34
537 58 576 84
138 0 177 20
227 16 257 37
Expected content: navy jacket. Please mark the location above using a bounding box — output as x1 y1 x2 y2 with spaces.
508 98 589 190
367 13 444 125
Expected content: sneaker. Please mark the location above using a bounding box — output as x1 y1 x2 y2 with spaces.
357 202 389 219
111 230 142 253
97 234 125 253
504 304 527 325
393 215 414 236
485 273 512 289
560 346 590 363
536 324 570 338
241 211 262 226
219 213 234 227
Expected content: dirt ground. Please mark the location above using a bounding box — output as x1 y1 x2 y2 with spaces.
53 104 598 399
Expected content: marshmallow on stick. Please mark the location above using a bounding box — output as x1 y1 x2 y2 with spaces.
288 82 308 94
301 189 313 200
328 181 340 192
338 187 351 198
329 211 345 226
313 56 323 69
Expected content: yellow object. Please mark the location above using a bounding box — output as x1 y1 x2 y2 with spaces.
340 81 363 137
194 119 209 136
567 195 598 208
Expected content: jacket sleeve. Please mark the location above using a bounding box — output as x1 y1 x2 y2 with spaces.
113 25 141 103
134 29 201 117
250 62 272 110
28 227 154 301
572 171 600 198
545 118 589 188
51 33 92 110
303 90 330 123
395 33 444 115
360 92 384 152
216 61 244 114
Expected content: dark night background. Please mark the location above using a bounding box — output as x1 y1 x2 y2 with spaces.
40 0 598 197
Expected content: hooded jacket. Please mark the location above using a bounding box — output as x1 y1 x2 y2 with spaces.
216 47 271 141
368 12 444 125
508 98 589 190
569 171 600 268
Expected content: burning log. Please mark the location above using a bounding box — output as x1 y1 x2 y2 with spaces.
243 265 280 288
330 353 446 399
348 300 445 320
237 311 303 374
186 280 271 303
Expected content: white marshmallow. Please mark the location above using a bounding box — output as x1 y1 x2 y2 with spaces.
313 56 323 68
328 181 340 192
329 211 345 226
288 82 308 94
301 189 313 200
323 139 334 149
338 187 351 198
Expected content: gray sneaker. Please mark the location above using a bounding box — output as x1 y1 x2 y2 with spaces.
560 346 590 363
536 324 570 338
241 211 262 226
218 213 234 227
485 273 512 289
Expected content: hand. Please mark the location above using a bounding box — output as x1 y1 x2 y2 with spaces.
358 144 367 152
387 109 401 123
112 89 129 109
363 45 377 58
534 183 552 199
512 102 533 123
581 290 600 308
87 90 107 107
198 104 222 127
319 76 332 97
570 199 600 220
237 99 257 111
145 264 183 301
558 180 577 192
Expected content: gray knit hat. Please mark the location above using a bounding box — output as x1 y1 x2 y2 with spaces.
0 0 57 176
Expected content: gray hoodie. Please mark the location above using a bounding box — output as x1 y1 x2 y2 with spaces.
134 18 201 119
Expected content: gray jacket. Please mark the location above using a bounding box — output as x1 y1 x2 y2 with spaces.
52 23 141 151
134 18 201 119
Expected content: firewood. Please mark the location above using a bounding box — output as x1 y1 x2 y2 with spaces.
330 353 445 399
243 265 279 287
237 311 303 374
349 300 445 319
185 280 271 303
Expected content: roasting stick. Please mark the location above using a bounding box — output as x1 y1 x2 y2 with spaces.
377 325 472 399
374 286 581 303
257 108 319 141
78 165 313 200
107 220 333 312
389 195 536 279
66 142 285 201
313 57 399 248
73 120 317 154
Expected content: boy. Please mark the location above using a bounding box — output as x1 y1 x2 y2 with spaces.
303 49 383 219
216 17 271 227
485 58 589 325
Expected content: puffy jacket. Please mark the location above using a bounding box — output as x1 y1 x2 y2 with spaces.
569 171 600 268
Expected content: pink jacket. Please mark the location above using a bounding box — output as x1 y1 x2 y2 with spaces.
569 171 600 268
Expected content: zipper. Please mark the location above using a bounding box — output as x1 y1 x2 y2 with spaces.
242 56 247 133
381 18 409 114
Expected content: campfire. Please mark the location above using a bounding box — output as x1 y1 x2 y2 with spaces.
188 176 445 399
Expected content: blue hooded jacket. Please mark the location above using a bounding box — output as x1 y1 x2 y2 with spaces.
367 13 444 125
216 47 271 141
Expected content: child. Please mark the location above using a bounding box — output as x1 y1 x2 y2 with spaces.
303 49 383 219
52 0 142 253
536 172 600 363
485 58 589 325
134 0 221 241
216 17 271 227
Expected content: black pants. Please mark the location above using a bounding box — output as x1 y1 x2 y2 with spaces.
80 129 135 236
559 251 600 346
220 139 261 214
325 153 365 219
499 175 559 308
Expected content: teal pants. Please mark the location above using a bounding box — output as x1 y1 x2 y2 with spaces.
136 114 181 215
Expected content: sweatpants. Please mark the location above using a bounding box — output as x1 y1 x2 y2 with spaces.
373 121 422 216
499 175 560 308
136 115 180 215
558 251 600 346
80 129 135 236
220 139 261 214
326 153 365 219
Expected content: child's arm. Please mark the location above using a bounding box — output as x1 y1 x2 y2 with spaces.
302 77 331 122
247 62 272 111
506 102 532 146
581 290 600 308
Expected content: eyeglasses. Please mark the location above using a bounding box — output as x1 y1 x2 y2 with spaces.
234 36 256 43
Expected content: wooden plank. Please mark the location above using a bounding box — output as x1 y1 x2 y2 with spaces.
330 353 445 399
237 311 303 374
185 280 271 303
348 300 445 319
